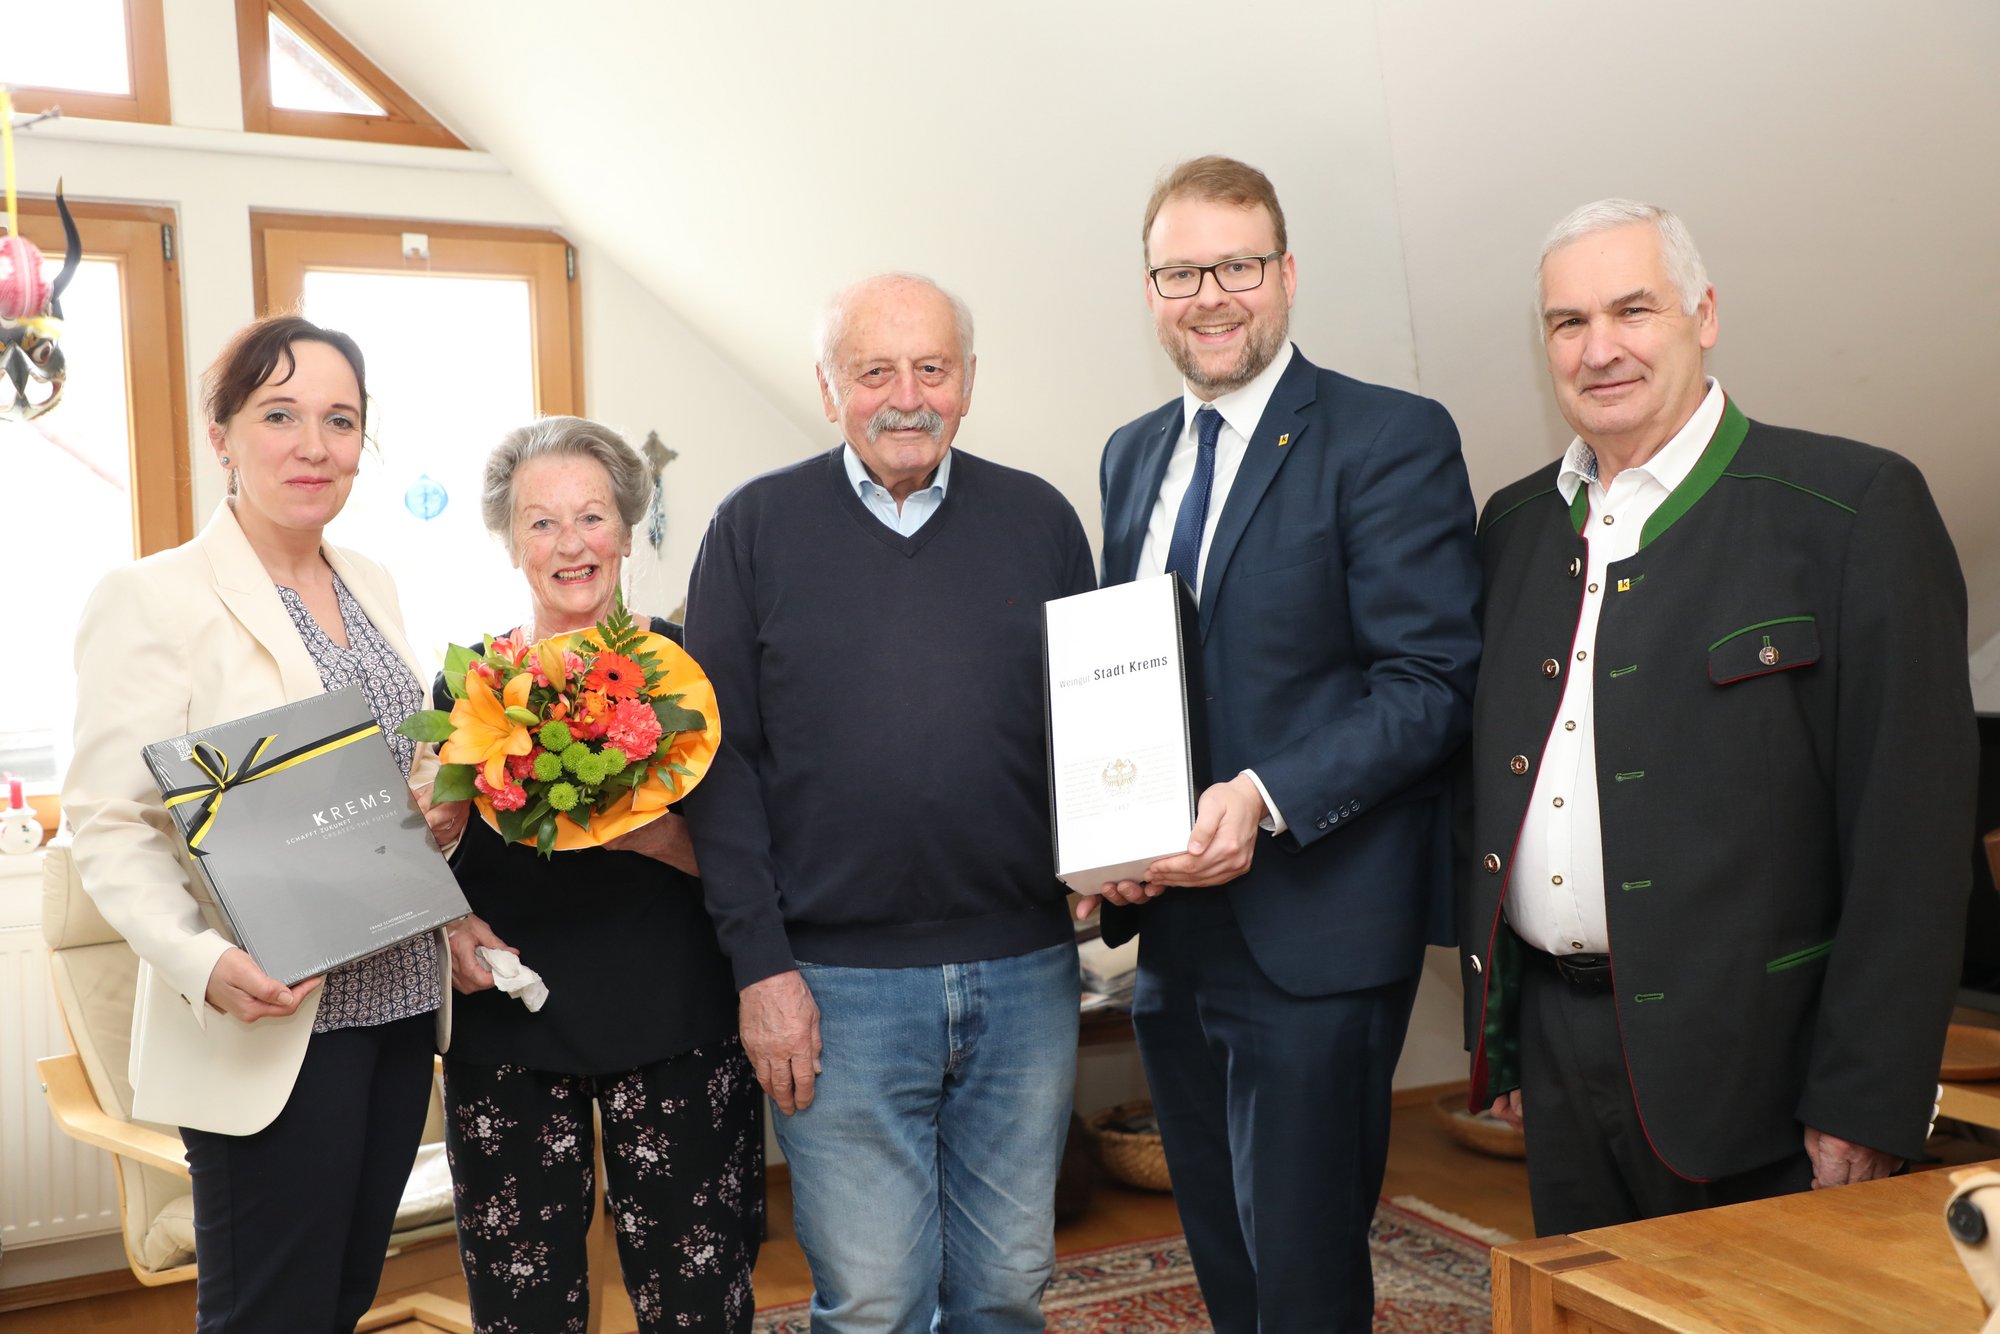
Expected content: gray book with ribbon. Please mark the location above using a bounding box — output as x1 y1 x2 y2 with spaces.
140 685 469 985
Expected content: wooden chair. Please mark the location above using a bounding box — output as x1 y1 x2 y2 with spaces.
35 841 472 1332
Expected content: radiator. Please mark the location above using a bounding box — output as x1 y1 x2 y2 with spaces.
1 923 120 1250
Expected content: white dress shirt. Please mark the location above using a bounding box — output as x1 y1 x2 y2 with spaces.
1508 379 1726 956
1135 342 1296 834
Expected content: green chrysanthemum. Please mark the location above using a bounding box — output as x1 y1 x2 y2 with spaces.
601 747 629 776
560 742 592 774
539 719 573 752
574 752 610 786
546 781 580 812
532 751 563 782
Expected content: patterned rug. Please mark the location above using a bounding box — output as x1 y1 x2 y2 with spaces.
751 1196 1503 1332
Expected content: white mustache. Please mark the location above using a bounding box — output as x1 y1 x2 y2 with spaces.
866 406 945 443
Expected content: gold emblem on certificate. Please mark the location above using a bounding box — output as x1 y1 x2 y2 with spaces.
1101 757 1138 791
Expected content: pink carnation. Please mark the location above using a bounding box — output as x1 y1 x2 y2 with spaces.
606 697 663 758
506 750 540 781
474 770 529 812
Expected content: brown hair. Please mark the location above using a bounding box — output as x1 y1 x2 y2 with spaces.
203 315 368 430
1141 155 1288 260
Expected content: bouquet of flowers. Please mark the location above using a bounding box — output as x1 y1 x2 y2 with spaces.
396 595 720 857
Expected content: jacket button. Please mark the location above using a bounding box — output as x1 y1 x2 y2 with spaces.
1483 853 1502 874
1567 557 1581 577
1759 645 1780 666
1316 818 1328 830
1470 955 1483 974
1542 658 1561 679
1509 755 1529 775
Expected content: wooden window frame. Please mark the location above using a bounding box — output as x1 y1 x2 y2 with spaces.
250 212 584 417
235 0 466 150
14 197 192 555
6 0 170 125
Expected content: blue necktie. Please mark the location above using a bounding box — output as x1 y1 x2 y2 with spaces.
1164 405 1223 594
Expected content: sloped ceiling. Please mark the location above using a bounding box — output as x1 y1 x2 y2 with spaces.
315 0 2000 639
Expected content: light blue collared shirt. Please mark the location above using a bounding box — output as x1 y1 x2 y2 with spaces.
843 444 952 536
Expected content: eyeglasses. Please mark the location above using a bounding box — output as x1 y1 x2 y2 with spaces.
1147 252 1283 299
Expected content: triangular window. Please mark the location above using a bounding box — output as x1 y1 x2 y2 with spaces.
236 0 464 149
267 11 385 116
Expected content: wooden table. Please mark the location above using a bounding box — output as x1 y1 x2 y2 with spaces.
1944 1081 2000 1131
1491 1163 1989 1332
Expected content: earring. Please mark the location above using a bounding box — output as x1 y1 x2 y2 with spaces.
219 455 231 465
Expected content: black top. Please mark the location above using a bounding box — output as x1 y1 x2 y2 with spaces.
437 619 737 1074
681 447 1097 987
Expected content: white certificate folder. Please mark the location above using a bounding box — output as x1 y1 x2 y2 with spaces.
141 685 469 985
1043 574 1206 893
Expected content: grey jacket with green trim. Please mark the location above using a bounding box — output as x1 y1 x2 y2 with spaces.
1459 399 1975 1181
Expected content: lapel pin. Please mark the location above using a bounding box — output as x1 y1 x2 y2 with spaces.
1277 434 1290 447
1616 578 1631 592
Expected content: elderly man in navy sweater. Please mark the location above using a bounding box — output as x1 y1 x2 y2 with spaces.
683 273 1095 1331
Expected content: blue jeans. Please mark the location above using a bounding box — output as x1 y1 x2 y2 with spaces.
776 940 1079 1333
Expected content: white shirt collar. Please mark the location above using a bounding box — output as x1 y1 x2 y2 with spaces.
1557 378 1726 503
1179 341 1296 443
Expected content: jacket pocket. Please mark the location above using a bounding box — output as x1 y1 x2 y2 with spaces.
1708 616 1820 685
1236 536 1330 578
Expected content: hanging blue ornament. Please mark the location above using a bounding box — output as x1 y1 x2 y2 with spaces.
646 472 666 550
640 430 676 552
404 474 448 521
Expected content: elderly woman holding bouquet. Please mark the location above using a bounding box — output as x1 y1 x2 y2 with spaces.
429 416 761 1332
64 315 453 1331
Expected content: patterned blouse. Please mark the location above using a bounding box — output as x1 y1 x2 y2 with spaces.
276 571 442 1032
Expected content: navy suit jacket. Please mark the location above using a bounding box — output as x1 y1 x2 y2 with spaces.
1097 348 1481 996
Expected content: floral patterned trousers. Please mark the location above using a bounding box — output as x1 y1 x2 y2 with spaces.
442 1039 764 1333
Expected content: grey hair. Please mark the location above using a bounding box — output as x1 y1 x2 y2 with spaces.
480 415 650 554
814 273 976 401
1537 199 1711 318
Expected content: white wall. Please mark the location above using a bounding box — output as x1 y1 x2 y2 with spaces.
314 0 1424 553
1376 0 2000 639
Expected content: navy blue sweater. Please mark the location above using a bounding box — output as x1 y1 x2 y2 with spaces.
682 447 1095 987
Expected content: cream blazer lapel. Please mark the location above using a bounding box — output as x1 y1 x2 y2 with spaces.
198 502 327 703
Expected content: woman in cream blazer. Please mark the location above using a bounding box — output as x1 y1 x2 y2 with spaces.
64 316 453 1332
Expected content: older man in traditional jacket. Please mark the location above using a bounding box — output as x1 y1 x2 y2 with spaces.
1461 198 1975 1235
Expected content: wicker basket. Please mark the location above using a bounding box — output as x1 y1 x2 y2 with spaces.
1431 1091 1527 1159
1086 1100 1172 1191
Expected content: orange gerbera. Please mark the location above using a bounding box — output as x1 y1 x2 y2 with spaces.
441 669 534 786
585 650 643 699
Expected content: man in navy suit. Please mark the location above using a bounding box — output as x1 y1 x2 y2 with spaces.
1087 156 1481 1332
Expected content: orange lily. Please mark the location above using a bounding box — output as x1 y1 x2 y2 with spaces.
442 670 534 786
537 640 568 688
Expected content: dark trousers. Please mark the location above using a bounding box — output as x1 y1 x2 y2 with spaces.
180 1011 435 1334
1519 959 1813 1235
1131 890 1420 1334
442 1039 764 1334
